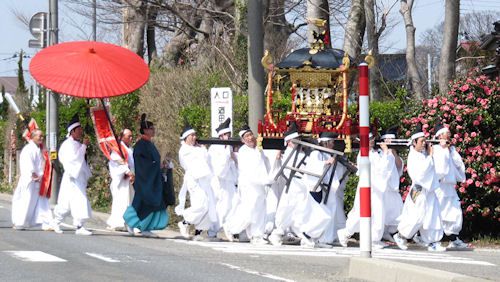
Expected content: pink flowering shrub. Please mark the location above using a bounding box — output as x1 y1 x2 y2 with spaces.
400 68 499 237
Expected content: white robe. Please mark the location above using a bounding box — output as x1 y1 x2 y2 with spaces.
334 168 348 232
398 147 443 244
53 136 92 227
177 142 217 231
295 150 334 240
208 144 238 231
344 150 388 242
11 141 53 228
224 145 271 238
263 149 285 234
107 143 134 228
273 146 309 236
433 145 466 235
380 150 404 234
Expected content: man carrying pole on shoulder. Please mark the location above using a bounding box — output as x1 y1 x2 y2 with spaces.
432 122 468 249
392 124 446 252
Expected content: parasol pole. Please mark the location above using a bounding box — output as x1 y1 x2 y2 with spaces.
100 99 125 160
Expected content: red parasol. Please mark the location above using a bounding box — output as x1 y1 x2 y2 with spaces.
29 41 150 160
29 41 149 98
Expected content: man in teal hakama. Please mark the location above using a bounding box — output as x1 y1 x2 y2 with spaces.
123 114 168 237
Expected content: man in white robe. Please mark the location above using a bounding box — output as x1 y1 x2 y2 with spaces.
223 125 274 245
377 128 404 241
11 129 59 232
176 126 217 241
207 118 238 239
337 133 390 249
304 132 345 248
53 115 93 235
107 129 135 230
392 125 446 251
432 123 468 249
268 124 330 247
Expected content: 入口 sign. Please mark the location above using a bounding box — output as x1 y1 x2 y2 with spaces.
210 88 233 137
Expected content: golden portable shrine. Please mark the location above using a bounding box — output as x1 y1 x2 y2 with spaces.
258 40 357 152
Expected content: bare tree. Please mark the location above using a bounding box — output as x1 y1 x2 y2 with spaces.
146 4 159 65
438 0 460 95
460 10 500 41
306 0 331 47
263 0 296 61
122 0 148 57
364 0 396 100
400 0 423 99
343 0 365 61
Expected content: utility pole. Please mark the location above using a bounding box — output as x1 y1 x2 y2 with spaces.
48 0 59 204
247 0 265 132
92 0 97 41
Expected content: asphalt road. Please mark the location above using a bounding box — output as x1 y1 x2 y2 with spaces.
0 197 498 281
0 199 352 281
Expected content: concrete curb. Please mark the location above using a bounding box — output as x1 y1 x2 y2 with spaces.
348 257 489 282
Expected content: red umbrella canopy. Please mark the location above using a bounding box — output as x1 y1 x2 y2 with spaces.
30 41 150 98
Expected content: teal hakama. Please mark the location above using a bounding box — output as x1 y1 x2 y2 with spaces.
123 138 168 231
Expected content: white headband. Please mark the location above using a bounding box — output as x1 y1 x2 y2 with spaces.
284 132 299 145
217 127 231 136
318 137 334 142
239 129 251 138
380 133 396 140
434 127 450 138
410 132 425 141
180 129 196 140
67 122 81 137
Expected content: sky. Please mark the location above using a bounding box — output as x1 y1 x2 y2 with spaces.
1 0 499 85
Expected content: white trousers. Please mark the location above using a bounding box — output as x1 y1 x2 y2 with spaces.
107 176 132 228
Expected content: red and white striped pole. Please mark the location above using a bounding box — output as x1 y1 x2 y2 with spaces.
358 62 372 258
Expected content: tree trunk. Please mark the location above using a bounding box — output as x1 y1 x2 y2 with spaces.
194 1 216 67
438 0 460 95
364 0 380 100
232 0 248 93
122 0 147 57
263 0 293 60
146 4 158 66
343 0 365 61
307 0 331 48
400 0 424 100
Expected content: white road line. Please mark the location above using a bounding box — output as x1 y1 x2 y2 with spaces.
219 263 295 282
4 251 66 262
171 239 496 266
85 252 120 263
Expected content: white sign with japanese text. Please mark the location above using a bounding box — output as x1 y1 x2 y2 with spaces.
210 87 233 137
